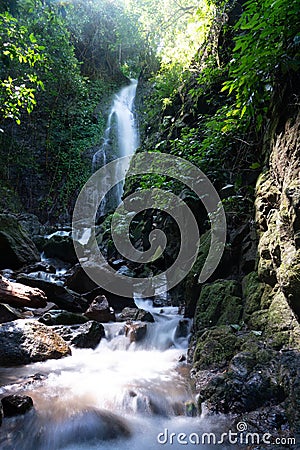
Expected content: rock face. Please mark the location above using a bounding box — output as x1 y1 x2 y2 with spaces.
190 97 300 433
0 320 71 366
84 295 115 323
0 214 40 269
0 275 47 309
52 321 105 349
1 395 34 417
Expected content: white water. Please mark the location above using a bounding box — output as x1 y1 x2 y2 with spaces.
92 79 138 216
0 308 229 449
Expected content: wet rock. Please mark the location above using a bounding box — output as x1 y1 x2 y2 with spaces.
174 319 190 339
118 307 154 322
17 275 87 312
39 310 88 326
0 214 40 269
0 319 71 366
52 321 105 348
125 322 147 342
178 354 186 363
39 408 131 447
1 395 34 417
84 295 115 323
185 401 197 417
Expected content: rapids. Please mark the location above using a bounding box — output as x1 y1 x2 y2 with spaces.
0 305 229 449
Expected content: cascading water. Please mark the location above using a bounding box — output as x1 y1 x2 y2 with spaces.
92 79 138 216
0 306 229 449
0 82 231 450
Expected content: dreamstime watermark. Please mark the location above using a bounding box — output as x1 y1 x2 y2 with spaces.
72 152 226 298
157 422 296 446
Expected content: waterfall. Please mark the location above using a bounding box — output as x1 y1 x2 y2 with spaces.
92 79 138 216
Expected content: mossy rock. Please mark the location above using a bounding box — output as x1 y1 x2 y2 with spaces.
265 292 300 350
194 279 242 332
260 284 275 309
193 326 240 370
277 250 300 319
247 310 269 331
0 214 40 270
242 271 265 320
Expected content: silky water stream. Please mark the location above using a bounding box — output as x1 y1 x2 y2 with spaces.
0 303 229 450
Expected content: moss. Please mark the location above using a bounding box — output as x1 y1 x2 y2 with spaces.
260 284 275 309
240 338 274 365
194 280 242 332
242 271 265 320
193 326 240 370
265 292 300 350
277 250 300 319
247 310 269 331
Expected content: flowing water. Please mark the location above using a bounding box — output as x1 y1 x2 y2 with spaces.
0 305 227 450
92 79 138 216
0 82 231 448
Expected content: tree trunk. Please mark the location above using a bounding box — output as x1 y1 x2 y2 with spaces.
0 275 47 309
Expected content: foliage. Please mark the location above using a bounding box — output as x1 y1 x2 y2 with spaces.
0 0 123 219
0 11 44 124
222 0 300 127
66 0 147 78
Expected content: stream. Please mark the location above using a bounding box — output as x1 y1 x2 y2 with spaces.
0 305 229 450
0 81 231 449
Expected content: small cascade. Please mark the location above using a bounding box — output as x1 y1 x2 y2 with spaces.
92 79 138 216
0 306 231 450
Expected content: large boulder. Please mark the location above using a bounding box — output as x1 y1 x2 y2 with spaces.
17 275 88 312
42 234 78 264
52 321 105 348
118 307 154 323
65 264 97 294
125 322 147 342
0 275 47 309
0 320 71 366
66 265 136 310
84 295 115 323
0 214 40 269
